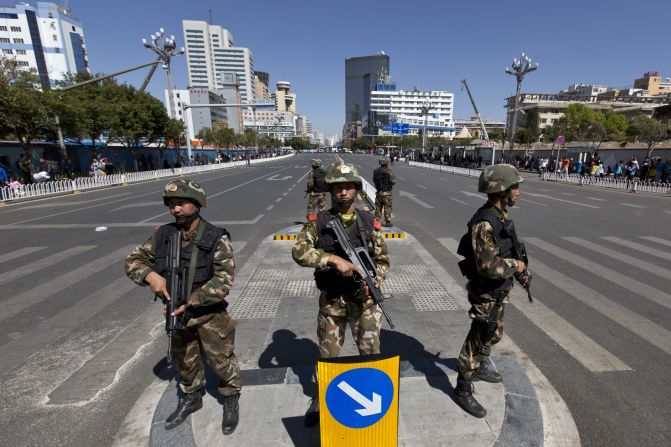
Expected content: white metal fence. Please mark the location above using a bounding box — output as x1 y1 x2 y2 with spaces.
409 161 671 195
1 154 295 203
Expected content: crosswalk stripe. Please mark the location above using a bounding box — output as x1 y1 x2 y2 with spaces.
0 245 136 323
0 245 96 286
563 237 671 279
524 192 600 209
0 247 45 266
0 276 137 372
602 236 671 262
528 257 671 356
438 238 630 372
639 236 671 248
526 238 671 311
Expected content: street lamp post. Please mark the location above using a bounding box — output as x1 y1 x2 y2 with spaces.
505 52 538 159
420 99 432 154
143 28 185 154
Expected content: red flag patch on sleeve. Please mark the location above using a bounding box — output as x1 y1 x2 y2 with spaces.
373 219 382 230
308 213 317 222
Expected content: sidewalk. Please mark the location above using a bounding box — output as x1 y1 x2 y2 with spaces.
134 224 566 447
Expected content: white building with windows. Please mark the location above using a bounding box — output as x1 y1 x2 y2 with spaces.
181 20 255 104
165 88 228 141
0 1 89 87
370 89 455 137
242 109 295 141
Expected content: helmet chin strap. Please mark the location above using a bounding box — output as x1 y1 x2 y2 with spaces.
175 208 200 225
334 197 354 211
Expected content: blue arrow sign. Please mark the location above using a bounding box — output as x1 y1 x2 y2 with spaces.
400 124 409 135
391 123 400 134
325 368 394 429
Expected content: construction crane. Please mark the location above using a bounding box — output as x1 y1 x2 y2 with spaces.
460 79 489 141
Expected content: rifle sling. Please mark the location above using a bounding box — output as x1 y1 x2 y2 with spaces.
186 222 207 299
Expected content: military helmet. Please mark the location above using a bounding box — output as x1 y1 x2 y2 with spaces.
325 160 363 189
478 164 523 194
379 156 389 165
163 179 208 207
311 159 322 168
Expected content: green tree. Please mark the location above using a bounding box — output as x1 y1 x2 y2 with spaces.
603 111 628 142
627 114 670 158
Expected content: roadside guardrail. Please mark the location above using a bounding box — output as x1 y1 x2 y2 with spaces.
0 154 295 205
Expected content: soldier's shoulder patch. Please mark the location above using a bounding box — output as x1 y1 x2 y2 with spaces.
154 226 160 232
373 218 382 230
308 213 317 222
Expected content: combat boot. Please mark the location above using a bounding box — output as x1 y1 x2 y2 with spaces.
454 379 487 418
164 391 203 430
473 361 502 383
383 220 393 227
222 393 240 435
304 397 320 427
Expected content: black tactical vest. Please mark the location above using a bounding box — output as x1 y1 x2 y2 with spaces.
154 220 228 294
459 203 515 294
311 168 327 193
313 208 376 294
373 166 393 192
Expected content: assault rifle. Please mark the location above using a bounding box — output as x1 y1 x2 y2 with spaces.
507 221 533 303
155 230 187 363
326 217 395 329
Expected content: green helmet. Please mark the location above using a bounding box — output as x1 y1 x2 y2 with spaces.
325 161 363 189
311 159 322 168
478 164 523 194
162 179 208 207
379 156 389 165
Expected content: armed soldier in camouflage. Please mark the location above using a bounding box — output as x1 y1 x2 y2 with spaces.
305 159 328 218
453 164 531 418
292 158 390 427
125 179 242 435
373 156 396 226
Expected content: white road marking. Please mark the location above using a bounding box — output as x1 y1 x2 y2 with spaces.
0 247 45 265
416 184 428 189
559 192 575 196
520 198 547 206
524 192 600 208
0 245 96 286
620 203 645 208
527 237 671 310
275 198 282 203
450 197 468 205
399 190 434 208
461 191 481 198
266 204 274 210
639 236 671 248
585 197 606 202
602 236 671 261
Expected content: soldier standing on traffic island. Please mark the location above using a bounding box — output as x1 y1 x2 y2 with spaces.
305 158 328 219
125 179 242 435
373 156 396 227
292 158 390 427
453 164 531 418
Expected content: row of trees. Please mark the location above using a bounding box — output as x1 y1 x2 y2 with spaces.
513 103 671 157
0 58 185 169
198 127 284 151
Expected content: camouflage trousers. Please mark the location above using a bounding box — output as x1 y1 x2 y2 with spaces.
375 192 393 222
172 311 242 396
457 300 506 381
306 193 327 217
312 301 382 383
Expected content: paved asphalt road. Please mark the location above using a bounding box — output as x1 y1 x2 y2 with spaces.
0 153 669 446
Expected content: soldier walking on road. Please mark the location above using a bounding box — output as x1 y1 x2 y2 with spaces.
373 156 396 227
125 179 242 435
453 164 531 418
292 158 390 427
305 158 328 218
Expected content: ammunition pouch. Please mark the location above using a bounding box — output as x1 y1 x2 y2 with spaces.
314 267 360 296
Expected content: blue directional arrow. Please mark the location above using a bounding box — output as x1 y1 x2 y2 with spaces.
325 368 394 428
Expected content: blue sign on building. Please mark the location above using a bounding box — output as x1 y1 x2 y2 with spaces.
391 123 400 134
400 124 409 135
325 368 394 429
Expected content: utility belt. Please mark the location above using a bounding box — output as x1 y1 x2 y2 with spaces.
314 267 360 296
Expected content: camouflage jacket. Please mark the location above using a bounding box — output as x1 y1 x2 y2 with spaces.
306 170 315 191
469 205 519 303
292 210 390 316
125 219 235 326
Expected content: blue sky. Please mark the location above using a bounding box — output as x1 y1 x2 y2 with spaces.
65 0 671 136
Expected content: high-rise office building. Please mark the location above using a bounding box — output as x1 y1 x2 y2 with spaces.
254 70 270 100
345 53 389 133
182 20 255 103
0 1 89 88
271 81 296 113
165 88 228 141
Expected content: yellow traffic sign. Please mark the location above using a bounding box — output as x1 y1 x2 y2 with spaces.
318 354 400 447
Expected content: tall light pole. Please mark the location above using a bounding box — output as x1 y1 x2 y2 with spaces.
420 99 432 154
143 28 185 153
505 52 538 158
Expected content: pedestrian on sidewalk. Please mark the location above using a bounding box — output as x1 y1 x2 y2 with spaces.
124 179 242 435
454 164 531 418
292 157 390 427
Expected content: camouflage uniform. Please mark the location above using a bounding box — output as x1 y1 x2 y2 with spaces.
373 158 396 225
292 213 390 360
306 159 328 217
125 180 242 398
